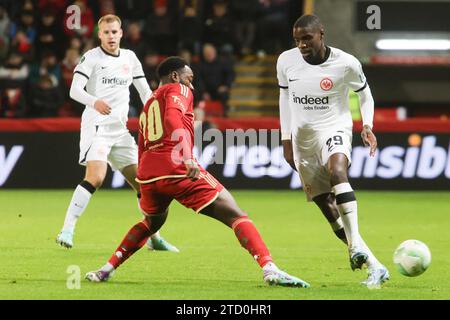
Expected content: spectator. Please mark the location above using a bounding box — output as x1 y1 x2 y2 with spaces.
29 50 61 87
198 43 234 116
0 6 11 62
99 0 115 16
36 9 65 59
60 47 82 116
144 0 178 55
10 9 37 44
179 48 203 104
255 0 290 55
230 0 261 56
203 0 236 55
0 51 29 118
9 29 34 62
28 73 63 117
0 51 29 83
142 50 160 91
0 87 27 118
113 0 152 25
178 0 204 55
122 21 148 61
38 0 68 14
61 47 80 89
68 36 83 54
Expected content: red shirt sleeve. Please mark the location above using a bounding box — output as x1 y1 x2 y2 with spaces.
164 85 193 161
138 126 144 163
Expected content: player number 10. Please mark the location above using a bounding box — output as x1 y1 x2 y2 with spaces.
139 100 163 142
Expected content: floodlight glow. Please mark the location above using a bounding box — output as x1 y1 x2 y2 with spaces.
376 39 450 50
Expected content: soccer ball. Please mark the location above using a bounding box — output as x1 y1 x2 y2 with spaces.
393 239 431 277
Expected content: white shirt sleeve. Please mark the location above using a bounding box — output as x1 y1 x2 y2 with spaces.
130 51 152 105
277 54 291 140
356 85 375 129
69 72 97 108
345 56 367 93
133 77 152 105
73 51 95 81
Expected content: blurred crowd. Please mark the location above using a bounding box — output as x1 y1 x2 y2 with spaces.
0 0 298 118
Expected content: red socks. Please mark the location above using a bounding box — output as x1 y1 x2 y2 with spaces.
232 217 273 267
108 220 151 269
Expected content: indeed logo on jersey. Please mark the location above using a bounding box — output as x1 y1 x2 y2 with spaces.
292 94 329 110
101 77 128 86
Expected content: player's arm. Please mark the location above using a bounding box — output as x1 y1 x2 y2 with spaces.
131 52 152 104
137 111 145 162
71 54 111 115
357 86 377 157
133 76 152 105
165 87 199 180
277 56 296 171
280 89 296 171
346 56 377 157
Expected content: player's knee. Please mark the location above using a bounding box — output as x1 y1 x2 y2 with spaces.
144 210 168 233
84 175 105 188
329 166 348 183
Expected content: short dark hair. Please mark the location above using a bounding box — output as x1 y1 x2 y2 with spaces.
293 14 323 30
157 56 189 78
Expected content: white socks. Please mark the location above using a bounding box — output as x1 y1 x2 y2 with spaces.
262 262 279 272
61 184 93 233
332 183 361 251
331 217 381 268
101 262 115 273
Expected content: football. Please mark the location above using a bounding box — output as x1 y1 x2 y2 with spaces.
393 239 431 277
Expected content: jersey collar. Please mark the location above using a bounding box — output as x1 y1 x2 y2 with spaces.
302 46 331 65
100 46 120 57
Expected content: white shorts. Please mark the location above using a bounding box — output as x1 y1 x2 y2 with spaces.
79 123 138 171
293 130 352 201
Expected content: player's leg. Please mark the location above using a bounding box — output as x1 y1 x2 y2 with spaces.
56 160 107 248
199 188 309 288
312 193 347 244
312 192 389 286
327 152 369 269
86 183 170 282
85 210 169 282
120 164 179 253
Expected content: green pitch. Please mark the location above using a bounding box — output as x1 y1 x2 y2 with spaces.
1 190 449 300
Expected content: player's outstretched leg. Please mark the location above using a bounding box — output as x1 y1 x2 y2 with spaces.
313 193 390 288
85 211 167 282
56 180 97 248
201 189 310 288
85 220 152 282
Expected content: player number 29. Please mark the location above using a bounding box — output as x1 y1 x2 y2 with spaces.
139 100 163 142
326 135 343 152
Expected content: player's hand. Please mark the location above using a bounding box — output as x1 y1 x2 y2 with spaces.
184 159 200 181
282 139 297 171
361 125 377 157
94 100 112 115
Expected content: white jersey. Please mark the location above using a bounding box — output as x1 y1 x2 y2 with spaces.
74 47 146 127
277 46 367 151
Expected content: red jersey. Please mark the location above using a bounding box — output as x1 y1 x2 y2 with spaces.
136 83 195 183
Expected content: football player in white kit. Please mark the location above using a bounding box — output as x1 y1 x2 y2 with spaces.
277 14 389 288
56 14 178 252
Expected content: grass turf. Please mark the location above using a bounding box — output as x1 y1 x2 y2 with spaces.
0 190 449 300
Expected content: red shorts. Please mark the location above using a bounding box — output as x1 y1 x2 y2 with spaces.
139 169 224 215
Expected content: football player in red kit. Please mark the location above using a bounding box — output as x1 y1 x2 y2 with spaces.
85 57 310 288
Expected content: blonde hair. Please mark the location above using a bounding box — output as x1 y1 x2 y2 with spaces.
97 14 122 27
